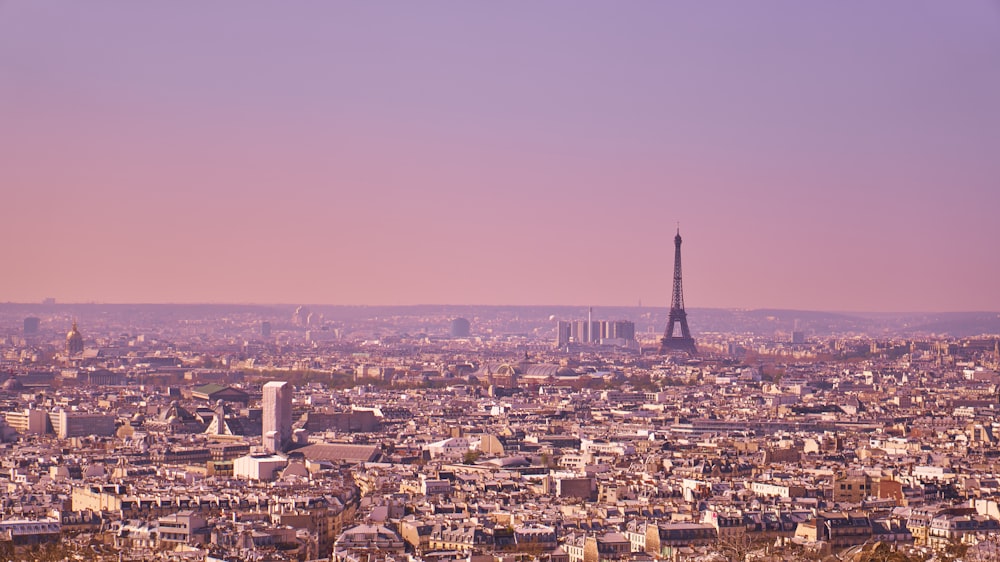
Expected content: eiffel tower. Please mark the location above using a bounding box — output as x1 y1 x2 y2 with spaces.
660 228 697 355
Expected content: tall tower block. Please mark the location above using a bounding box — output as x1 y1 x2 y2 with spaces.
588 307 593 343
660 229 697 355
262 381 292 453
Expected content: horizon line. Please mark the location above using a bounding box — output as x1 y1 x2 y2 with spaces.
2 301 998 316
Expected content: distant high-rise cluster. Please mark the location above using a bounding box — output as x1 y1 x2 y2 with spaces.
556 318 635 346
292 306 319 327
262 381 292 453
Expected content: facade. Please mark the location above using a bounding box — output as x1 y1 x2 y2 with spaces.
794 512 872 549
555 476 596 500
419 475 452 496
81 368 123 386
262 380 292 453
0 518 61 546
158 510 207 545
50 410 116 439
556 321 571 346
832 472 876 503
583 532 631 562
644 522 718 556
114 520 157 550
302 410 380 433
926 512 1000 549
333 524 406 561
72 484 129 513
4 408 49 435
908 507 1000 548
424 437 471 459
233 454 288 481
750 481 808 499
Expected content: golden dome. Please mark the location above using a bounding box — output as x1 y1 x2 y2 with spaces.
67 321 84 354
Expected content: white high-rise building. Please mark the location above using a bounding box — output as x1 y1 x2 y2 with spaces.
262 381 292 453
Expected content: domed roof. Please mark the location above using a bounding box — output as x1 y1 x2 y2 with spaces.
67 321 83 343
556 366 577 377
1 377 23 391
495 363 520 377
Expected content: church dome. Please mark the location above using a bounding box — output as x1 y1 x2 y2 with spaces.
66 322 84 354
556 366 577 377
1 377 23 391
495 364 519 377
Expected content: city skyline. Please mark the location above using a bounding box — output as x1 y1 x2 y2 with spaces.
3 2 999 312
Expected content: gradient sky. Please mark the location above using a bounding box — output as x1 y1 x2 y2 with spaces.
2 2 999 311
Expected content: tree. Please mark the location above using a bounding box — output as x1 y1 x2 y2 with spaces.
855 542 930 562
714 532 769 562
939 538 969 562
964 535 1000 562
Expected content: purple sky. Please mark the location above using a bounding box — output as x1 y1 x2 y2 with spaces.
2 2 999 311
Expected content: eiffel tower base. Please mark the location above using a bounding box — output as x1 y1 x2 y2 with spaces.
659 337 697 355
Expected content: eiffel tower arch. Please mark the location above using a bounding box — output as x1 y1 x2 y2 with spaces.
660 228 697 355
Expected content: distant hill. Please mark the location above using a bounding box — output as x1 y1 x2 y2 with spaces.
862 312 1000 338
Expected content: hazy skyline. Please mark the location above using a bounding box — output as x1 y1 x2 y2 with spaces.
3 2 999 312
